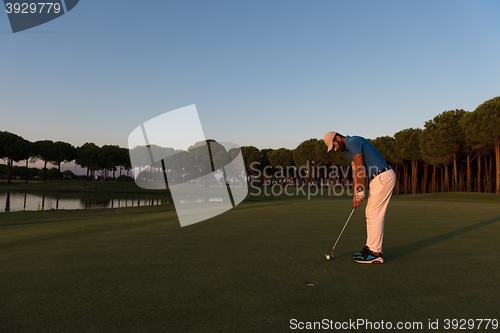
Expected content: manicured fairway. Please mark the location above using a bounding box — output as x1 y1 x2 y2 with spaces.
1 193 499 332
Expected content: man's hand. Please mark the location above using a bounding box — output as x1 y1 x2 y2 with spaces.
353 187 365 208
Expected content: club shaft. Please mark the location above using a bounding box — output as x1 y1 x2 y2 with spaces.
332 208 356 255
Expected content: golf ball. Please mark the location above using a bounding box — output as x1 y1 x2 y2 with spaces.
325 255 331 260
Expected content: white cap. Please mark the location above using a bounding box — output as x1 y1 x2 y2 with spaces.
324 131 337 152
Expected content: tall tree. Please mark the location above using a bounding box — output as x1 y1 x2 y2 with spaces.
212 145 233 187
0 132 31 184
116 147 131 177
240 146 262 182
0 132 6 166
52 141 76 173
187 140 222 187
293 139 318 187
33 140 59 181
460 111 482 192
394 128 422 194
24 141 34 184
268 148 294 186
98 145 122 179
464 97 500 193
421 110 466 192
312 139 337 188
259 149 273 186
76 143 100 180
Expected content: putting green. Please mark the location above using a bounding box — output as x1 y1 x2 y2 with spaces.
1 193 499 332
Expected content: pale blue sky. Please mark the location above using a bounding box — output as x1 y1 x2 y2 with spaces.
1 0 500 151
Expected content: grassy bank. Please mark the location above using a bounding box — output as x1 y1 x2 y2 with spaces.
1 192 499 332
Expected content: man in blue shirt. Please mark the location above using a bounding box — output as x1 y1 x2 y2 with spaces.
324 131 396 264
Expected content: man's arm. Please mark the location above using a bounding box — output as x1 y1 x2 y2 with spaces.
351 152 367 208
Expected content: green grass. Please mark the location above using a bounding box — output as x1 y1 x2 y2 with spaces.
1 193 500 332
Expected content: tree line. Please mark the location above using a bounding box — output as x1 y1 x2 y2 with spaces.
240 96 500 194
0 136 131 184
1 96 499 194
129 140 243 188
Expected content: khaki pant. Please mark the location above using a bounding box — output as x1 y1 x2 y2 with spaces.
365 169 396 253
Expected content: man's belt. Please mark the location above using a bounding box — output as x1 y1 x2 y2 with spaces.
371 166 391 180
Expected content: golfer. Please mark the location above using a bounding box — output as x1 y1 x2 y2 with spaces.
324 131 396 263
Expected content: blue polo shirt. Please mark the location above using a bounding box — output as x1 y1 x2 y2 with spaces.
346 136 389 178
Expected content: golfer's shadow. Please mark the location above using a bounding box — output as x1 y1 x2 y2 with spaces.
385 216 500 261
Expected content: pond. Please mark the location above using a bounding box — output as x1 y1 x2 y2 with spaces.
0 191 173 213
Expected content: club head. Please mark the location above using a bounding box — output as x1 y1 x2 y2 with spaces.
325 254 334 260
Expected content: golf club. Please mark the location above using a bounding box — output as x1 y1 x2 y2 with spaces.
325 207 356 260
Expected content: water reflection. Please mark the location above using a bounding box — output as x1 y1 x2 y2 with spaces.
5 192 11 212
0 192 173 213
